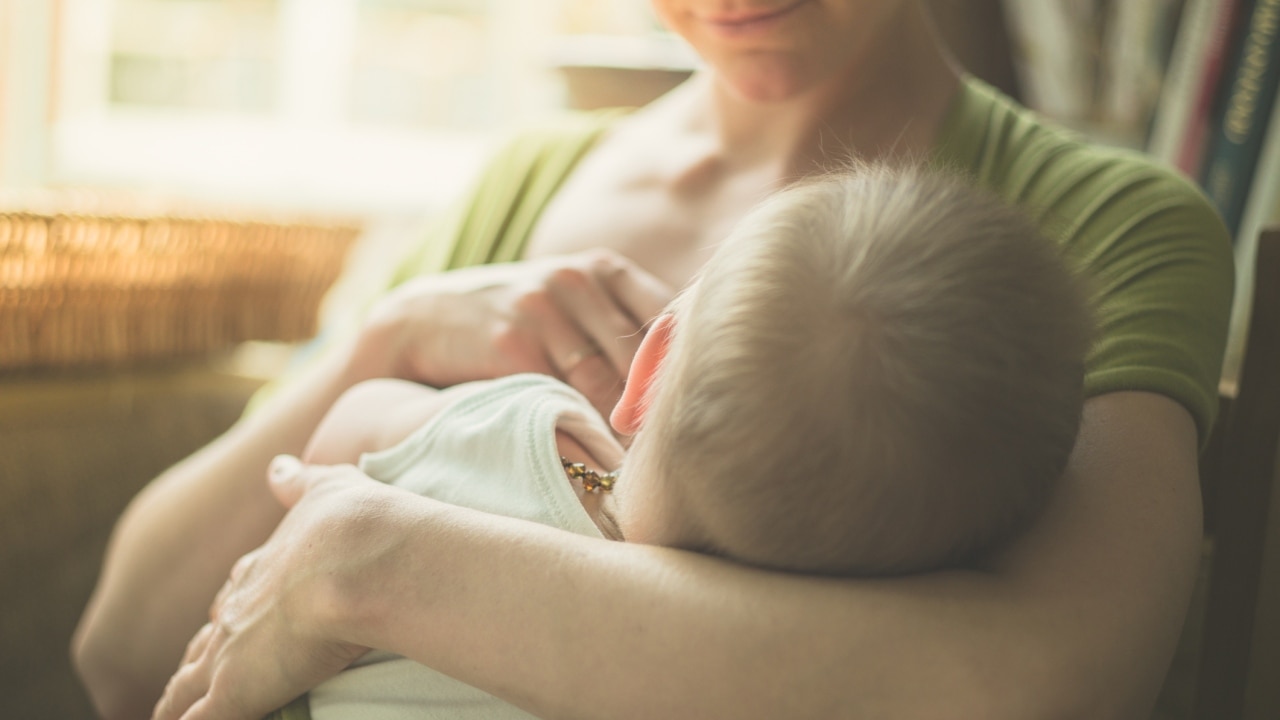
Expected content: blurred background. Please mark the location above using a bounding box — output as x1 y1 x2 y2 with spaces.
0 4 700 717
1 2 1268 718
0 0 699 216
0 0 1199 223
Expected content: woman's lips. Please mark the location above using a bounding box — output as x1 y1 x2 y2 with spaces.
699 0 812 35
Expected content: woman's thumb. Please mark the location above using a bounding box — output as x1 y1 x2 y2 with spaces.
267 454 308 508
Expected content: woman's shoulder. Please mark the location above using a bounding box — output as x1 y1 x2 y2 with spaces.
392 109 628 279
939 79 1190 188
463 109 632 230
936 78 1235 442
490 109 632 176
938 76 1228 252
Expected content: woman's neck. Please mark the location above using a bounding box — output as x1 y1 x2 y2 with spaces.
689 2 962 174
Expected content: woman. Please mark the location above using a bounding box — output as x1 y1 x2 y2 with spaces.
75 2 1233 719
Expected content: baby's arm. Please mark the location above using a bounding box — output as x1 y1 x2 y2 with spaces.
304 379 466 466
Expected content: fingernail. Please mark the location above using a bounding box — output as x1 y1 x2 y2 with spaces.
269 454 301 481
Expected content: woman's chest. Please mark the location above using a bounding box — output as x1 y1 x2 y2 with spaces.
523 137 780 290
523 187 714 290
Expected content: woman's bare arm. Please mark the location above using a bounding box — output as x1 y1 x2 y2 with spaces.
154 390 1202 720
71 348 369 720
76 251 669 720
350 391 1201 720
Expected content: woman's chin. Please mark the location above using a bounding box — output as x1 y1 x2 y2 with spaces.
715 56 821 105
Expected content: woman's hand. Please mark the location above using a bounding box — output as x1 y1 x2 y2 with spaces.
151 457 397 720
354 249 673 416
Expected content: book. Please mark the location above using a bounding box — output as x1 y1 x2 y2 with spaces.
1237 81 1280 250
1199 0 1280 239
1148 0 1224 167
1101 0 1185 148
1177 0 1248 176
1222 74 1280 383
1001 0 1103 124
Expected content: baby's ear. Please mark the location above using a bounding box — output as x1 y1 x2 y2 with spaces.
611 313 676 435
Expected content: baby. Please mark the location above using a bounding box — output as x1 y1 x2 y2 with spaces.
281 163 1092 719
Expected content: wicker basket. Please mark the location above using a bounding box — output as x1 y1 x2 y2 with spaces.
0 211 358 370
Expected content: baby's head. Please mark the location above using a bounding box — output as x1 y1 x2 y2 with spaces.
609 164 1091 576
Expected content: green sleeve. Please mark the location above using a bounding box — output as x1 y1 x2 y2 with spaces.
389 110 625 283
1068 171 1234 444
935 76 1235 447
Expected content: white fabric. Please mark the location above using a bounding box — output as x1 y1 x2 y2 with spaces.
309 373 622 720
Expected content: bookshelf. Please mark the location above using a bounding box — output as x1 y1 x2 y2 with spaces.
1142 0 1280 386
1146 3 1280 719
1004 0 1280 385
1002 0 1186 150
29 0 683 216
1004 4 1280 720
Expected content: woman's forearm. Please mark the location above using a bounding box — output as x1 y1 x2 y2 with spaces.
72 346 370 720
338 497 1023 719
329 391 1203 720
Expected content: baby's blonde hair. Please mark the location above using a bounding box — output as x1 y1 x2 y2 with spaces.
629 163 1090 576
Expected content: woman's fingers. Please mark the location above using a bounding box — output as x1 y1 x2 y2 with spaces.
350 249 674 408
266 454 309 508
530 251 674 415
182 623 216 665
590 251 675 330
547 264 645 378
268 455 371 506
153 461 384 720
269 456 395 510
151 653 211 720
507 284 599 378
560 344 605 374
211 552 254 621
497 272 626 413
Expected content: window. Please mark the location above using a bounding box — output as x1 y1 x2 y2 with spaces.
49 0 680 214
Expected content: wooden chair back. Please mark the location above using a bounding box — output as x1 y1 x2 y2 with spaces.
1194 228 1280 719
